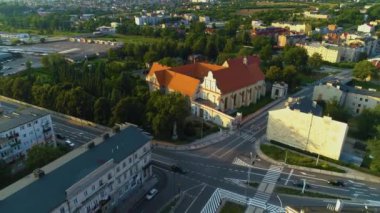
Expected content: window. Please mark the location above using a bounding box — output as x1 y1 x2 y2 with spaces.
365 99 368 102
99 180 103 187
116 167 120 173
35 120 38 124
92 185 95 191
108 173 112 180
20 126 25 130
129 158 132 163
360 98 363 101
74 198 78 204
84 190 88 196
27 123 31 127
60 207 65 213
358 104 361 107
23 134 26 138
356 109 360 114
123 162 126 168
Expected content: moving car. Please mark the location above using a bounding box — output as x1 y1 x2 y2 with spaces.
56 133 65 140
145 188 158 200
65 139 75 147
328 180 345 187
171 165 186 174
293 180 311 189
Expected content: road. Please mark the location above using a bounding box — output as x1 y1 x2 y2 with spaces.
133 68 380 212
1 55 42 76
0 100 107 148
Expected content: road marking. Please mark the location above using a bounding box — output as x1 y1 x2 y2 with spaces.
218 139 249 159
209 137 242 157
369 187 377 190
300 172 315 177
284 169 293 186
309 183 350 192
184 184 207 213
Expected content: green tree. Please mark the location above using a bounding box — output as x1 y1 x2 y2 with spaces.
323 99 351 122
353 106 380 140
283 65 297 87
265 66 282 82
367 138 380 172
308 53 323 70
159 57 183 67
25 59 32 70
112 97 144 125
144 50 159 64
283 46 309 72
94 97 111 125
26 145 66 169
192 36 207 54
259 44 273 62
353 60 377 80
205 38 218 59
223 38 236 53
237 47 254 57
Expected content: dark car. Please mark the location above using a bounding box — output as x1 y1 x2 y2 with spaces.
293 180 311 189
328 180 345 187
171 165 186 174
56 134 65 140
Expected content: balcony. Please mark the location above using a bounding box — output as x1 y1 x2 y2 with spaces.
7 133 19 140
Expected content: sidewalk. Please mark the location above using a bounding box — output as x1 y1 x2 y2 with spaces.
254 136 380 184
114 176 158 213
152 129 233 151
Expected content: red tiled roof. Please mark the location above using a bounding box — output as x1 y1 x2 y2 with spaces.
147 56 265 96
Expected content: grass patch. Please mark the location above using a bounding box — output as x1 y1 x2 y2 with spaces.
98 34 163 44
160 196 179 213
237 95 273 117
297 72 328 85
323 61 355 69
275 186 347 199
261 144 345 173
220 201 246 213
348 79 380 91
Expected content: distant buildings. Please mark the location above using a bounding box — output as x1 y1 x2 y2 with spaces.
271 22 312 35
0 33 30 42
93 26 116 35
266 98 348 160
0 107 55 163
357 23 375 34
134 10 167 26
251 27 288 41
0 125 152 213
199 16 211 24
146 56 266 127
313 82 380 115
297 42 342 63
304 11 330 19
278 34 307 48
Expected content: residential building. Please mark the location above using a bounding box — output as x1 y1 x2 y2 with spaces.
297 42 342 63
303 11 329 19
313 82 380 115
134 14 164 26
271 82 288 99
0 125 152 213
278 34 307 47
146 56 266 128
110 22 120 28
191 0 216 3
266 98 348 160
0 107 55 163
271 22 311 35
93 26 116 35
251 27 288 41
199 16 210 24
251 20 263 29
0 33 30 42
357 23 375 34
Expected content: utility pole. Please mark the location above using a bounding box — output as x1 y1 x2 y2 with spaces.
316 154 320 166
302 179 306 194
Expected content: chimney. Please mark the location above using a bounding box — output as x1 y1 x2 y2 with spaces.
243 57 248 65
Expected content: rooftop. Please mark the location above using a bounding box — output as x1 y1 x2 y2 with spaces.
0 126 150 213
0 107 49 133
288 98 323 116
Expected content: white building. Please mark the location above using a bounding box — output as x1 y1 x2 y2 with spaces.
357 23 375 34
266 98 348 160
0 108 55 163
271 22 312 34
199 16 210 24
0 125 152 213
251 20 263 29
94 26 116 35
313 82 380 115
134 15 163 26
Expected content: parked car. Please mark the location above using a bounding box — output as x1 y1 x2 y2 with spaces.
171 165 186 174
145 188 158 200
56 134 65 140
293 180 311 189
65 139 75 147
328 180 345 187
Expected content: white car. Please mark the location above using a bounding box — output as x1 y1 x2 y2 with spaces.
65 139 75 147
145 188 158 200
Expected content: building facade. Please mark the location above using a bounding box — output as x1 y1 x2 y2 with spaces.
313 82 380 115
297 42 342 63
0 125 152 213
271 22 311 35
266 98 348 160
146 56 266 127
357 24 375 34
303 11 329 19
0 108 55 163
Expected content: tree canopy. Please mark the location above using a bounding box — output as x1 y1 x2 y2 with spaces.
353 60 377 80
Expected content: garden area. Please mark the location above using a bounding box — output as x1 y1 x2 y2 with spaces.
260 144 345 173
220 201 246 213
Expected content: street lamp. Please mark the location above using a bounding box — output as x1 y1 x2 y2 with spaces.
301 179 306 194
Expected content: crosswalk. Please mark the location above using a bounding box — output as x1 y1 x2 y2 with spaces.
232 157 253 168
239 132 256 142
267 204 286 213
262 165 283 185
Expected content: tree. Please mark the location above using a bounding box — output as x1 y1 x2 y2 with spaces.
143 49 159 64
252 36 272 53
353 106 380 140
204 38 218 59
25 59 32 70
353 60 377 81
159 57 183 67
283 46 309 72
259 44 273 62
323 99 351 122
192 36 207 54
265 66 282 82
283 65 297 86
237 47 254 57
223 38 236 53
94 97 111 125
308 53 323 70
26 145 66 169
146 92 190 138
111 97 144 125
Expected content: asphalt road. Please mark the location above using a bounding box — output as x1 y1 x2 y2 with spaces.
0 100 108 148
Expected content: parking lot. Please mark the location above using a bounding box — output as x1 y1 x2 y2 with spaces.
1 55 42 75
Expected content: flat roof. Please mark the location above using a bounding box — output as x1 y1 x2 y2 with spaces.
289 98 323 116
0 108 49 133
0 126 150 213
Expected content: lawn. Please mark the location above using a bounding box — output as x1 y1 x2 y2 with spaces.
349 79 380 91
98 34 163 44
260 144 345 173
220 201 246 213
237 95 273 117
275 186 347 199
